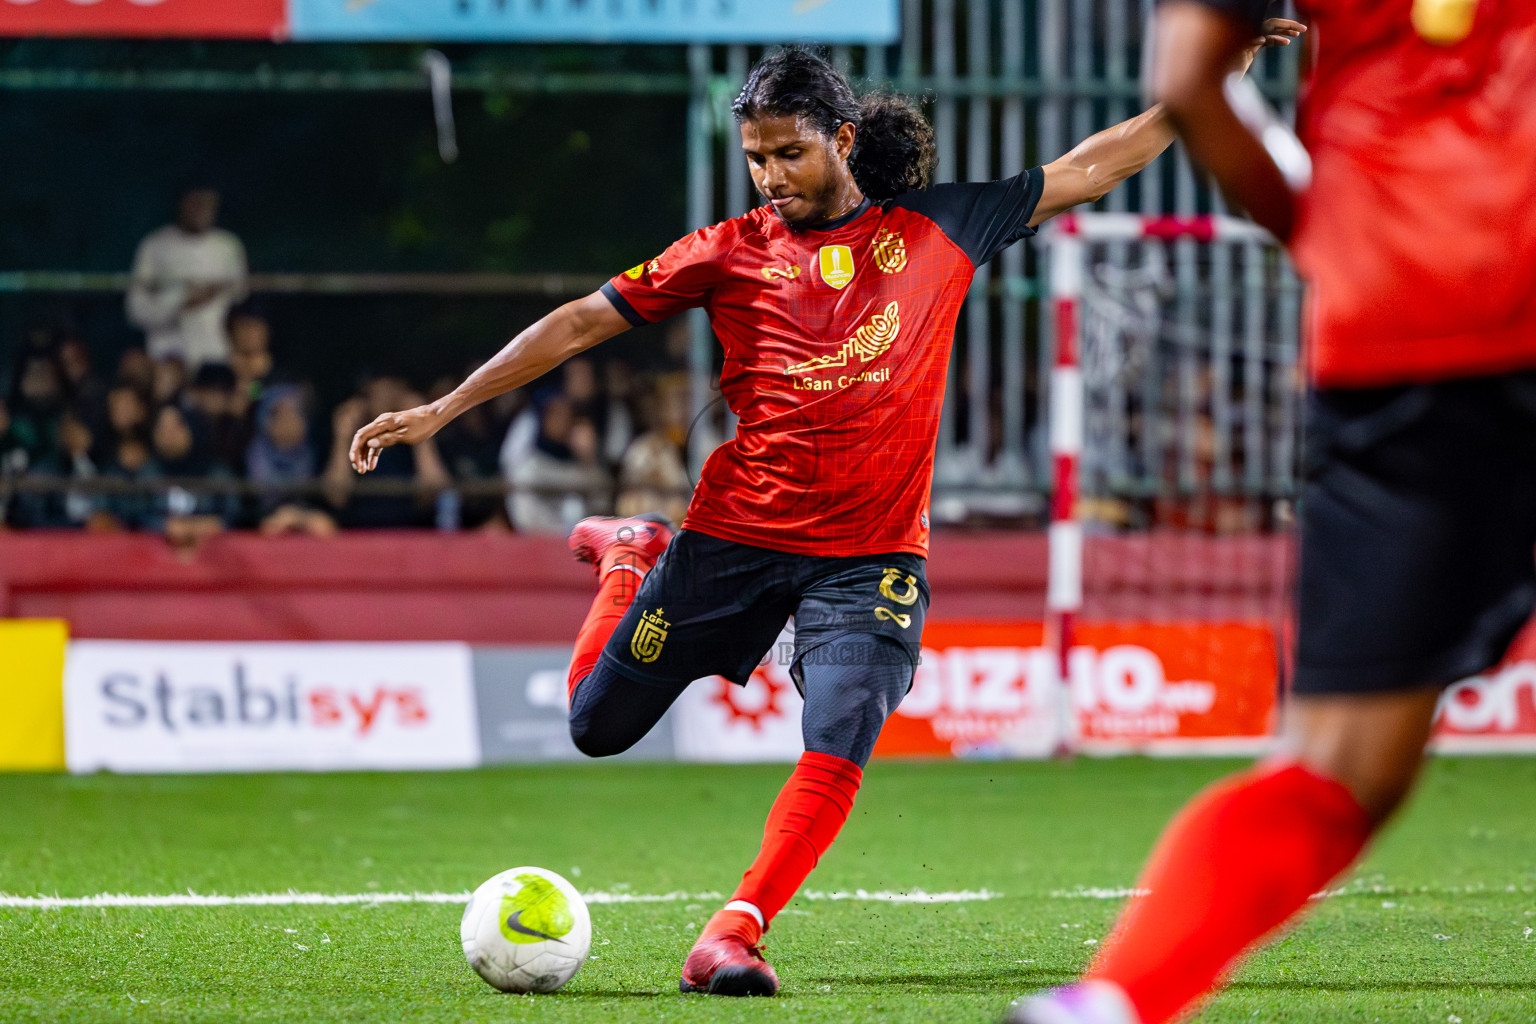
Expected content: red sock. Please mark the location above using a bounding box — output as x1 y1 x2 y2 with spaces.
728 751 864 930
1087 762 1372 1024
566 549 650 699
698 908 764 948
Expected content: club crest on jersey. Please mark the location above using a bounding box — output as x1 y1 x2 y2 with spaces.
818 245 855 290
784 301 899 375
631 607 669 664
879 567 921 606
871 229 908 274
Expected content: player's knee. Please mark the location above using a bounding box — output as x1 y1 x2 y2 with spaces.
568 717 631 758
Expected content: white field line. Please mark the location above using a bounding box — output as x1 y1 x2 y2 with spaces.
0 888 1003 910
9 882 1529 911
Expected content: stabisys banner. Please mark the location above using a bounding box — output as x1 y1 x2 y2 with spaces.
64 641 480 772
0 0 286 39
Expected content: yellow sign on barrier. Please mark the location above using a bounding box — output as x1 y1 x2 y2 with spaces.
0 619 68 771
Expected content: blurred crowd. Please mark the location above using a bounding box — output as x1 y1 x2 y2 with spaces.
0 316 697 543
0 186 699 544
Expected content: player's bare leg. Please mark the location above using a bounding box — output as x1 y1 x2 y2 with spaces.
1006 687 1441 1024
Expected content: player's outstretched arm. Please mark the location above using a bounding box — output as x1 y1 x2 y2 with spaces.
1029 15 1303 228
1150 3 1311 240
349 290 632 473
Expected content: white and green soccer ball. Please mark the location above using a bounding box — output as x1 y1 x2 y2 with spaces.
460 866 591 993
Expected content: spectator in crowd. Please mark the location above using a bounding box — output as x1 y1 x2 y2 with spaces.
100 420 156 532
56 333 107 433
602 358 639 466
247 386 335 537
324 375 449 528
182 363 248 473
146 402 233 550
52 410 104 528
429 369 520 530
126 187 248 370
3 349 68 473
102 384 150 463
227 308 274 418
615 370 692 525
113 347 155 402
506 395 612 534
151 355 188 408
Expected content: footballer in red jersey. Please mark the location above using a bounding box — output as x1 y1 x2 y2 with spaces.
1010 3 1536 1024
350 44 1281 998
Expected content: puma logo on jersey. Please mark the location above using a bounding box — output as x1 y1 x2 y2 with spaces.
761 264 802 281
783 301 900 375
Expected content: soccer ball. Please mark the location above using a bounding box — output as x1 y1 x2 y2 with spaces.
460 866 591 993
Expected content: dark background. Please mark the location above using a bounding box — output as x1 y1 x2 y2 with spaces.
0 39 694 406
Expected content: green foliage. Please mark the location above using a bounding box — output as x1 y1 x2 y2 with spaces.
1 759 1534 1023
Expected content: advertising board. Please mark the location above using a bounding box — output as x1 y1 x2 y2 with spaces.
0 0 286 39
64 641 479 772
288 0 898 43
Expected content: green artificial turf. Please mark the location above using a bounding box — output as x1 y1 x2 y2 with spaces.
2 758 1535 1023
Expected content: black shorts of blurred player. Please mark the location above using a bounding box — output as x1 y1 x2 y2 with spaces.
567 529 928 765
1293 370 1536 699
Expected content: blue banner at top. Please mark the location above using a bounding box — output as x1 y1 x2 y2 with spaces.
289 0 900 44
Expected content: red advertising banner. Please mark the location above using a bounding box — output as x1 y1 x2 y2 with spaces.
874 621 1281 758
1432 622 1536 752
0 0 286 39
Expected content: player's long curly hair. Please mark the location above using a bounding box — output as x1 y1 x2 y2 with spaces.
731 48 936 202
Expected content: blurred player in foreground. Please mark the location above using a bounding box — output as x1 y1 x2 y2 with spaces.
1009 2 1536 1023
351 42 1286 997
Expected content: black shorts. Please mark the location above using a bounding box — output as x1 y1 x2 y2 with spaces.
595 529 929 692
1293 371 1536 695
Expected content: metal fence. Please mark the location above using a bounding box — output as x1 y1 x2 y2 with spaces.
685 0 1302 518
2 0 1304 526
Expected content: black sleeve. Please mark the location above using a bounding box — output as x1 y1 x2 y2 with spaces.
888 168 1046 267
1159 0 1269 33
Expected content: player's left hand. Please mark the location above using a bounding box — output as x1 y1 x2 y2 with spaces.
349 403 444 474
1235 18 1307 73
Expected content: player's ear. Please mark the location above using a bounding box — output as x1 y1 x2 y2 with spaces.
834 121 857 163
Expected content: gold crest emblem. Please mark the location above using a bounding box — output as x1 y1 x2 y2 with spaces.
623 263 646 280
630 607 670 664
878 567 920 606
818 245 855 290
871 229 908 274
783 301 900 375
1412 0 1478 43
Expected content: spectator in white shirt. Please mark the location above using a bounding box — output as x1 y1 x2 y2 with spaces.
126 188 248 370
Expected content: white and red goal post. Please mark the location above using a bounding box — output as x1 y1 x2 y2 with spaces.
1042 212 1290 756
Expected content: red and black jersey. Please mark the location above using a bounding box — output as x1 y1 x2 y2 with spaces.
1186 0 1536 387
603 171 1044 558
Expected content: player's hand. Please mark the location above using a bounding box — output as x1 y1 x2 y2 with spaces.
349 403 444 474
1234 18 1307 74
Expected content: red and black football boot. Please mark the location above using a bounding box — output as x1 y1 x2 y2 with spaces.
566 513 675 576
679 933 779 997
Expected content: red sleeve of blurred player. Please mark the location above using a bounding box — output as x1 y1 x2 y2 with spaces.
601 220 742 326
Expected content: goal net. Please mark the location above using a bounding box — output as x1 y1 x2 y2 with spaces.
1044 212 1303 755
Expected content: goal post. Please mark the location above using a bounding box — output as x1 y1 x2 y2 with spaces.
1042 212 1299 755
